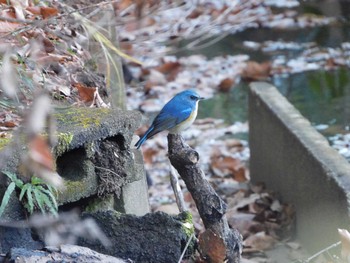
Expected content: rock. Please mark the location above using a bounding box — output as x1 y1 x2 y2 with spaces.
0 226 43 254
78 210 195 263
7 244 126 263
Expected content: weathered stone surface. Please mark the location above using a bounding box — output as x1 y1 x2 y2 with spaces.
249 82 350 252
54 108 140 156
114 148 150 216
0 226 43 254
54 108 147 210
78 210 195 263
0 107 149 220
7 245 127 263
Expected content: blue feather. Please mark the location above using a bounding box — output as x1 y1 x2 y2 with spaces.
135 90 203 149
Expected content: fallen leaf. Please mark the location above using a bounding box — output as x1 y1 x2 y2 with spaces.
242 61 271 81
142 147 158 164
218 77 234 92
199 229 226 263
211 155 249 182
1 121 17 128
155 61 181 74
73 83 96 103
40 6 58 19
243 231 277 251
26 6 42 16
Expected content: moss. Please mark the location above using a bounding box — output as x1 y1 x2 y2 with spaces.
180 211 195 237
85 195 114 212
178 211 195 256
54 107 111 129
0 137 11 150
58 179 88 204
54 132 74 157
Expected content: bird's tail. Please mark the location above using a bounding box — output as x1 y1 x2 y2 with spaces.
135 127 154 149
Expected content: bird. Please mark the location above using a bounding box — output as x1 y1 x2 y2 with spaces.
135 89 204 149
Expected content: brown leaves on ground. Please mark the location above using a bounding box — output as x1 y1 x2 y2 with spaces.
209 141 249 183
243 231 277 252
242 61 272 81
0 111 20 130
225 187 295 256
0 1 59 34
211 154 249 182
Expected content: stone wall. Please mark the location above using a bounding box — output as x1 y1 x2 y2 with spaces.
249 82 350 252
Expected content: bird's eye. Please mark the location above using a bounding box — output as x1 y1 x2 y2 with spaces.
190 95 197 100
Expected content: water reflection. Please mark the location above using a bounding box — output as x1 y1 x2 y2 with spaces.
274 68 350 135
193 0 350 138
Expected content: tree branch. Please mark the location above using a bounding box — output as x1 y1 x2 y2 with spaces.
167 134 242 263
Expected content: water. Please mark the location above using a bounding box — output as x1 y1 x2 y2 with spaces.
192 0 350 137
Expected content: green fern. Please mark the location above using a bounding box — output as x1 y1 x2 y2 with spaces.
0 181 16 217
0 171 58 217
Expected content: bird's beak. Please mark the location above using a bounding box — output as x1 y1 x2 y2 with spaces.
199 97 206 101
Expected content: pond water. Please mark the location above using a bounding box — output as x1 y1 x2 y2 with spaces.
180 0 350 139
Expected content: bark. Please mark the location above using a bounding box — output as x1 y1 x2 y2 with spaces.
167 134 242 263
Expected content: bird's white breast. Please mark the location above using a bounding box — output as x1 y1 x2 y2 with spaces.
169 101 198 134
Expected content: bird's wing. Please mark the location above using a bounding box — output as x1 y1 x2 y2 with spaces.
147 107 192 138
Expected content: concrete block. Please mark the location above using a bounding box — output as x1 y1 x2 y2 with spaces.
249 82 350 252
115 176 150 216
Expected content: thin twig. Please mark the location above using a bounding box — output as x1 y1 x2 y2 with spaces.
301 241 341 262
177 233 194 263
169 164 186 213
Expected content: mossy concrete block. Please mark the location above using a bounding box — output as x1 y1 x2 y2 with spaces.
54 108 140 156
79 210 195 263
249 82 350 252
54 108 145 206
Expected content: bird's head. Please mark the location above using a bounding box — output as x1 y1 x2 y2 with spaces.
178 90 205 105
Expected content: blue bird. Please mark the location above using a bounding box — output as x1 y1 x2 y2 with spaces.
135 90 204 149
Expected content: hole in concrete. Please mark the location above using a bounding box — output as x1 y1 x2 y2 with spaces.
107 134 126 150
56 147 86 181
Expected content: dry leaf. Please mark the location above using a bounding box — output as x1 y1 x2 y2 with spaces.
26 6 42 16
40 6 58 19
73 83 96 103
242 61 271 81
243 231 276 251
42 37 55 53
1 121 17 128
155 62 181 74
143 147 158 164
218 77 234 92
199 229 226 263
211 155 249 182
